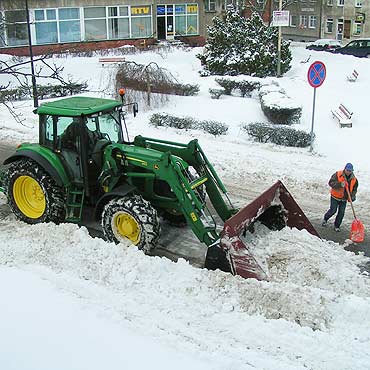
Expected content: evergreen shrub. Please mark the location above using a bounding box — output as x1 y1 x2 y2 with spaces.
197 8 292 77
260 92 302 125
215 77 261 97
242 122 312 147
209 88 225 99
149 113 228 136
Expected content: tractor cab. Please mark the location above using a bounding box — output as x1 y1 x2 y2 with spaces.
36 97 125 197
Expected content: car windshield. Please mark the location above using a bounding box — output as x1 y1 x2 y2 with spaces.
86 111 122 142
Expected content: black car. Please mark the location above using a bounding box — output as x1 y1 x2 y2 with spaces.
306 39 342 52
334 39 370 58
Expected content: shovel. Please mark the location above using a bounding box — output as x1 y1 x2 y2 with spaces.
345 184 365 243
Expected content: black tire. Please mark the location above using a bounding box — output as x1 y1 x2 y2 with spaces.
101 194 161 253
3 158 66 224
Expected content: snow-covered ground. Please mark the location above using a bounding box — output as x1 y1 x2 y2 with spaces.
1 44 370 369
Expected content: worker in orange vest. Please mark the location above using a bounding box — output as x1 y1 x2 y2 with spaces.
322 163 358 232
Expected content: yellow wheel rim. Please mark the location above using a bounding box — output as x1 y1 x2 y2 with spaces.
113 212 141 245
13 176 46 219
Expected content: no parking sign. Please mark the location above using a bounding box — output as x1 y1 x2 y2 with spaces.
308 61 326 151
308 61 326 88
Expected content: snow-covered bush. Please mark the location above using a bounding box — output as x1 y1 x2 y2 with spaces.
260 92 302 125
195 120 229 136
209 88 225 99
215 77 261 97
116 62 199 96
242 122 312 148
149 113 194 129
0 81 88 101
149 113 228 136
197 8 292 77
258 84 285 98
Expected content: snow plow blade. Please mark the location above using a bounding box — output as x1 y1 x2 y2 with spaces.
205 180 319 280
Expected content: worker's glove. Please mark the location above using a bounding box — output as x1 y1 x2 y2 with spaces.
340 182 345 188
351 195 356 202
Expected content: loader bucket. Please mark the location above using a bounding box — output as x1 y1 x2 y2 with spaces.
205 180 318 280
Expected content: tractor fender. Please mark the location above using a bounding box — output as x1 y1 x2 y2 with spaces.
3 150 68 187
95 183 137 220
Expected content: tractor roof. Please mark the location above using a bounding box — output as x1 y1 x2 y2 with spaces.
35 96 121 117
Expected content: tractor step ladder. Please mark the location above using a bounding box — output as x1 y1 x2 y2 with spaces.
65 186 85 223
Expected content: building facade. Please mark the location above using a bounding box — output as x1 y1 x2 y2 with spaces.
0 0 207 54
282 0 368 42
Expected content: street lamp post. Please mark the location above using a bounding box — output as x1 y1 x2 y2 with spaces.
25 0 38 108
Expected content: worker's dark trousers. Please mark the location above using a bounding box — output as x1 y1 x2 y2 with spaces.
324 196 347 228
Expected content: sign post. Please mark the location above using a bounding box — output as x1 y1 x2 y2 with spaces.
272 10 289 77
307 61 326 152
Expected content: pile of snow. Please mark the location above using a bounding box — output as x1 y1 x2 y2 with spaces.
1 44 370 369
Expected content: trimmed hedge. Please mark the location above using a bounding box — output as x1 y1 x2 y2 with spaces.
260 92 302 125
242 122 312 148
149 113 228 136
0 81 88 102
215 77 261 97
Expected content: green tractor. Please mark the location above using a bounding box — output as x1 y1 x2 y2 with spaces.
0 95 318 280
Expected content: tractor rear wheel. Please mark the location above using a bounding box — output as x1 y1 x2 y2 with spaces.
101 195 161 253
4 158 66 224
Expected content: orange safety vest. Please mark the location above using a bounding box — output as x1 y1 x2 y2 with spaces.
331 170 356 199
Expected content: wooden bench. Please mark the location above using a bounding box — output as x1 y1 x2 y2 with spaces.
347 69 359 82
331 103 353 128
99 57 125 66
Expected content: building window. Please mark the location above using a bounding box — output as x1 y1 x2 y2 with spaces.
327 0 333 5
84 7 107 41
107 6 129 39
299 15 308 28
4 10 28 46
337 0 344 6
34 9 58 44
353 21 362 35
205 0 216 11
0 13 6 47
59 8 81 43
355 0 362 6
309 15 317 28
326 18 333 33
130 6 152 38
290 15 298 27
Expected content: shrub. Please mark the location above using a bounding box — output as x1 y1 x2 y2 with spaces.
215 77 261 97
0 81 87 102
196 120 229 136
37 81 88 99
209 88 225 99
242 122 312 148
116 62 199 96
260 92 302 125
197 8 292 77
214 78 237 95
149 113 228 136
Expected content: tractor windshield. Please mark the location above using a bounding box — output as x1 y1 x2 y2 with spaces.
86 111 123 143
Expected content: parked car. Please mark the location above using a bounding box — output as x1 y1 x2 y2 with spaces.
333 38 370 58
306 39 342 52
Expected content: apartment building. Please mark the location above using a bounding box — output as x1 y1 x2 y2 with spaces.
282 0 368 42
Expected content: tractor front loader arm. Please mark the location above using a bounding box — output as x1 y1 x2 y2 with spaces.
134 136 237 221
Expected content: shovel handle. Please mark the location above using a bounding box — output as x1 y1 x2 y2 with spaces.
345 183 357 220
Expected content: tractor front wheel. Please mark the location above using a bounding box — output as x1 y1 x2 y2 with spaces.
4 158 66 224
101 195 161 253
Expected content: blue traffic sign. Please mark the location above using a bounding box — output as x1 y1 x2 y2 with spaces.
307 61 326 88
